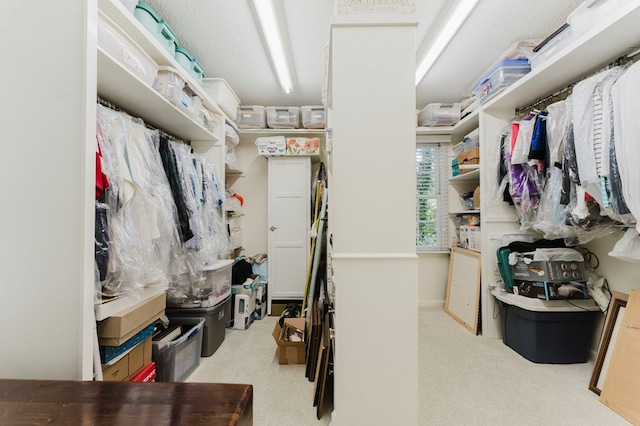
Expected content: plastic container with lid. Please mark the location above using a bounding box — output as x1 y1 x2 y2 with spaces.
266 106 300 129
134 2 178 57
236 105 266 129
301 106 326 129
175 46 205 85
418 103 461 127
153 66 186 106
97 11 158 87
201 78 240 118
472 59 531 104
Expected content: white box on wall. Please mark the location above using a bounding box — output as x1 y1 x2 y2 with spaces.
459 226 481 252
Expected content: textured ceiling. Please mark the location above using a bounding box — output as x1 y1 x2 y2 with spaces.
143 0 584 110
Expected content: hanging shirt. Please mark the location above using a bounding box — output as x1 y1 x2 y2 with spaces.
612 61 640 231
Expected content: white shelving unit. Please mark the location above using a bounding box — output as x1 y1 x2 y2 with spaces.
429 0 640 340
95 0 227 326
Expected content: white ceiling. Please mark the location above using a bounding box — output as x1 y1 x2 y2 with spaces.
144 0 584 111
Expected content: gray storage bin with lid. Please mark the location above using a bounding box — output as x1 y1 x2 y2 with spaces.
165 296 232 357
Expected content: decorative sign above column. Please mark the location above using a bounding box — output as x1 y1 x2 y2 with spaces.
335 0 415 15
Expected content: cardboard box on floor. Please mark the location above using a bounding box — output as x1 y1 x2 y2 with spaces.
272 317 306 365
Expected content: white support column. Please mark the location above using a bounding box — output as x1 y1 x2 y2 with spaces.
329 15 419 426
0 1 97 379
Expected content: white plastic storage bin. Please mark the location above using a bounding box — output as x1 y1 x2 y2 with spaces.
529 26 573 71
418 103 461 126
472 59 531 104
153 66 185 106
301 106 326 129
201 78 241 118
97 11 158 87
236 105 266 129
266 106 300 129
201 259 233 307
255 136 286 156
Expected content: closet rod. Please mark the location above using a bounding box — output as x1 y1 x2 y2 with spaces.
515 47 640 115
96 96 188 145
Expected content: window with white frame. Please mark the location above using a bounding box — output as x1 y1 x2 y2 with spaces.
416 139 449 251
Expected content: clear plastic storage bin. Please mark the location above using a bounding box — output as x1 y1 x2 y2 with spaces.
201 78 240 118
418 103 461 127
153 66 185 106
472 59 531 104
152 317 204 382
266 106 300 129
201 259 233 307
236 105 266 129
301 106 326 129
97 12 159 87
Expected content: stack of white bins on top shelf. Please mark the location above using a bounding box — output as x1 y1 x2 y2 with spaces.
266 106 300 129
236 105 267 129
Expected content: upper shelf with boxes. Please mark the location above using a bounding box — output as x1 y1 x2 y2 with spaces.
98 0 247 137
235 105 327 158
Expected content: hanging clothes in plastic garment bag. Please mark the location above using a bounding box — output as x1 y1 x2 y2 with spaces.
611 60 640 260
534 99 574 241
571 67 622 216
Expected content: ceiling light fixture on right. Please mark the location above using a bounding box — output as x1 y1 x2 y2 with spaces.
415 0 479 86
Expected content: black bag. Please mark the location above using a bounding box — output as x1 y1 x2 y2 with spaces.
279 303 302 328
232 259 253 285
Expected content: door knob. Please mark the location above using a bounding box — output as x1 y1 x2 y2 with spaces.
270 226 278 231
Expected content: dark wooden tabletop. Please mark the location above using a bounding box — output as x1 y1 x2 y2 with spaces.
0 379 252 426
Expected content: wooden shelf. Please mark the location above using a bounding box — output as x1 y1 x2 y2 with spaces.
237 128 326 139
450 2 640 136
97 48 217 142
225 164 243 175
98 0 233 124
449 168 479 182
450 210 480 215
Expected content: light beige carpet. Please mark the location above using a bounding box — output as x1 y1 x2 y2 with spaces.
186 307 630 425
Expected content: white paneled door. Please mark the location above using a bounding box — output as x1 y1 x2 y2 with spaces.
267 157 311 314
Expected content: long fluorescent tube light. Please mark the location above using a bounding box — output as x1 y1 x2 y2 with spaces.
415 0 479 85
252 0 293 94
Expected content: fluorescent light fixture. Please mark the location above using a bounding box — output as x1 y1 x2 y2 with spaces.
415 0 479 85
252 0 293 94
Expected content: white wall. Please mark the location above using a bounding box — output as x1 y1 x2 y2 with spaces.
230 137 269 257
330 15 419 426
418 253 450 306
0 0 96 379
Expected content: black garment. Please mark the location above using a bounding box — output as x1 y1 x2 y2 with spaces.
232 259 254 285
499 133 514 205
158 135 194 242
95 194 110 282
561 123 578 206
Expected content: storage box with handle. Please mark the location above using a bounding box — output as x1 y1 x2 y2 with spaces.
201 78 241 118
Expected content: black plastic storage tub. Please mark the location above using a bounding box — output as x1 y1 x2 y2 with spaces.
493 290 600 364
